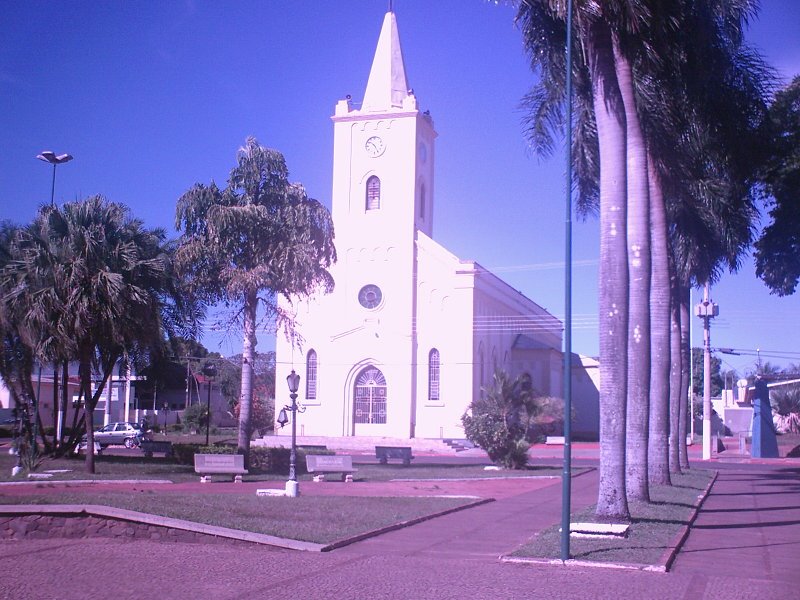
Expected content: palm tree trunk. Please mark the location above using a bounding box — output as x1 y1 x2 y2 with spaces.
80 350 95 474
237 289 257 466
57 361 69 457
647 160 671 486
668 282 683 475
613 34 651 504
678 288 691 470
587 19 630 520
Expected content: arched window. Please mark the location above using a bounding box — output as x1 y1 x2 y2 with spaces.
428 348 440 401
306 350 317 400
366 176 381 210
419 184 426 220
354 365 387 424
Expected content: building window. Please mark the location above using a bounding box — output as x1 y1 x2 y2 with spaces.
354 365 387 424
366 176 381 210
306 350 317 400
419 184 426 220
428 348 440 401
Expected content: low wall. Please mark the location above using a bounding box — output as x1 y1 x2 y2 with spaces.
0 504 323 551
0 511 242 544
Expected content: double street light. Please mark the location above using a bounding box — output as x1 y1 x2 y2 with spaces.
36 150 73 206
277 369 304 497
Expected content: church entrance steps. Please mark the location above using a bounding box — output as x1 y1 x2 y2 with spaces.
254 435 464 455
442 439 475 452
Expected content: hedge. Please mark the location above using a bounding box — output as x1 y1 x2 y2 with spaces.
170 443 333 475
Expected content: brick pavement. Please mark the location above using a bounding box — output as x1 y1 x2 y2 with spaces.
2 448 799 599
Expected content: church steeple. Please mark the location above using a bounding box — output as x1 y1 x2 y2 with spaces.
362 11 410 112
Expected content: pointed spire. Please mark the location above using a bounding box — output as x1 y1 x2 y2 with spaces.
362 12 410 112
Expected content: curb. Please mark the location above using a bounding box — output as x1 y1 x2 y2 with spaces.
657 469 718 572
0 479 173 487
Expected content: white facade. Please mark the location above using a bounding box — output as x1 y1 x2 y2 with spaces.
275 11 563 440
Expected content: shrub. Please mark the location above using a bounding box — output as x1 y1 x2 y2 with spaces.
462 370 565 469
170 443 330 475
233 395 275 438
182 403 208 433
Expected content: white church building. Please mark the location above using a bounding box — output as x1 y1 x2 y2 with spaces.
274 10 564 440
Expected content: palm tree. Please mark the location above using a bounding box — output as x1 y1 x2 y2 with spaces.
517 0 772 507
175 137 336 465
3 198 192 472
0 222 39 454
517 0 637 519
648 161 672 485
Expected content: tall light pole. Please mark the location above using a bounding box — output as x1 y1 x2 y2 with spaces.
36 151 73 206
695 283 718 460
560 0 574 563
202 362 217 446
31 151 72 456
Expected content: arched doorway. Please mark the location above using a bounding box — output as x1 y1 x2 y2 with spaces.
353 365 387 433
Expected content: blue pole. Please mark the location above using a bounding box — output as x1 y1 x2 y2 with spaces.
560 0 574 562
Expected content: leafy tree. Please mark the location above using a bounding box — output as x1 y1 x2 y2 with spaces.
182 402 208 434
175 137 335 465
755 76 800 296
772 384 800 434
0 221 39 454
691 348 723 398
234 394 274 439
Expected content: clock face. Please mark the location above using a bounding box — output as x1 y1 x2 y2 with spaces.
365 136 385 157
358 284 383 309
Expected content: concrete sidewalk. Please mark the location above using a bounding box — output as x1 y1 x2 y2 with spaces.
670 463 800 591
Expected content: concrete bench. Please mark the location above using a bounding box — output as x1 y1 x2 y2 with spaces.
193 453 248 483
305 454 357 482
375 446 414 466
139 440 173 458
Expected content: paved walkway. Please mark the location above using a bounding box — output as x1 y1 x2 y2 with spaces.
2 453 799 598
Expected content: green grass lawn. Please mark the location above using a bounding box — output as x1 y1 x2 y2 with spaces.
0 492 476 544
510 469 714 567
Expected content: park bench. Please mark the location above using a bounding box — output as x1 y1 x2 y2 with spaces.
305 454 357 482
193 453 248 483
139 440 173 458
375 445 414 466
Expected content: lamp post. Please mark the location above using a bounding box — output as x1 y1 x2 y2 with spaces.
277 369 303 497
202 363 217 446
36 151 73 206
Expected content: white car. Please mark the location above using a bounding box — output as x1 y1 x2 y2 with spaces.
84 422 148 449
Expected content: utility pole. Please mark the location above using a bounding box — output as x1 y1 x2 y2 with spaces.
695 283 719 460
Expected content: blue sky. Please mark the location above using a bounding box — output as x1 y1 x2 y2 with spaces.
2 0 799 375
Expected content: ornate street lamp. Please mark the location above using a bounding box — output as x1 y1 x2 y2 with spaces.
36 150 73 206
278 369 304 497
